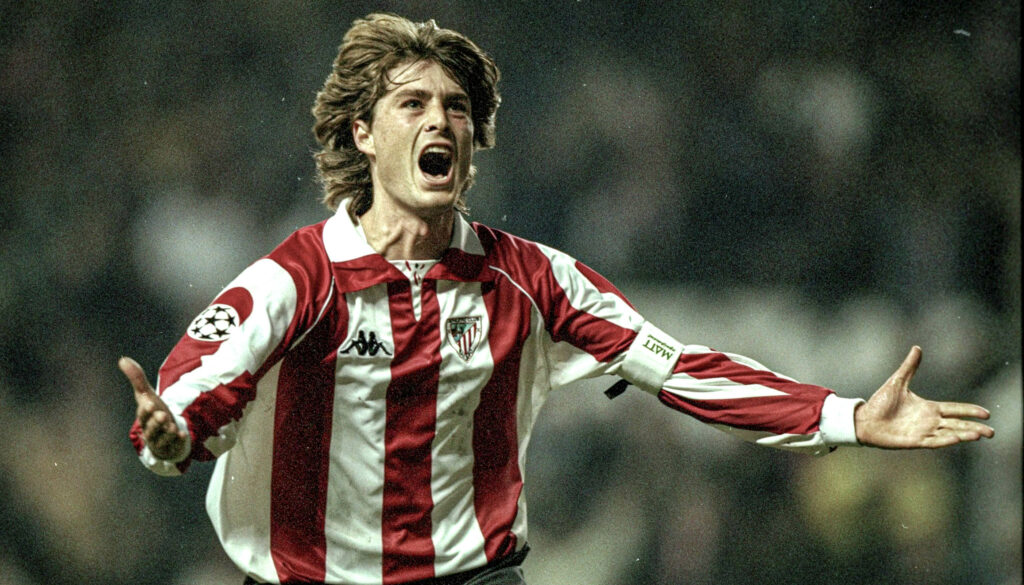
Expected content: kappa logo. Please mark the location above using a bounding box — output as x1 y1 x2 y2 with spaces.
340 330 392 357
446 317 482 361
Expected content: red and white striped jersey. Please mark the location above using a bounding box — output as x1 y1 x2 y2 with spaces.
130 205 862 584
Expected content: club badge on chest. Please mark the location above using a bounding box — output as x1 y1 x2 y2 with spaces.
446 317 481 361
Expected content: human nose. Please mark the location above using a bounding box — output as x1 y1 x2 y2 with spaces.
424 101 449 133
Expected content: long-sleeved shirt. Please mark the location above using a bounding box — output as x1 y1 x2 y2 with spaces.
130 203 862 584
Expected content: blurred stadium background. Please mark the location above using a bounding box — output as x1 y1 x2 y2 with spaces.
0 2 1019 584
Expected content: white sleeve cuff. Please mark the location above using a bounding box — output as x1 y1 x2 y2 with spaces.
139 447 184 476
819 394 865 447
619 321 683 394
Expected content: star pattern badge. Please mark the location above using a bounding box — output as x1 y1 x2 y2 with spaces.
187 304 241 342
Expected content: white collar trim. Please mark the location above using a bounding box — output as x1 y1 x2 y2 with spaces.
321 198 484 263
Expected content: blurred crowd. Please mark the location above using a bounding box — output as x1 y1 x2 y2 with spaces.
0 2 1019 585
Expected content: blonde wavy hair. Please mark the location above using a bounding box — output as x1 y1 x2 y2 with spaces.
311 13 501 216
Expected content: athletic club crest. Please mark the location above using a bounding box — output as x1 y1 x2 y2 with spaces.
446 317 481 361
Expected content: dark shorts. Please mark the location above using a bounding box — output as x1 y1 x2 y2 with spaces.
243 545 529 585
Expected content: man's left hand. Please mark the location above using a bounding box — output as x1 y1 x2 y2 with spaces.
854 346 995 449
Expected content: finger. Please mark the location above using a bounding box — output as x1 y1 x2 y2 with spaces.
938 427 986 445
938 401 991 420
145 423 183 454
151 428 189 460
922 434 960 449
153 410 179 435
956 421 995 439
941 416 995 435
119 356 156 398
151 425 178 450
890 346 922 387
955 428 984 442
143 410 170 438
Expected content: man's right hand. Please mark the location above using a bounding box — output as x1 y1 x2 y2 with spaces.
120 356 190 461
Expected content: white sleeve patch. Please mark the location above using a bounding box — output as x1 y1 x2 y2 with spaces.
620 321 683 393
186 304 242 342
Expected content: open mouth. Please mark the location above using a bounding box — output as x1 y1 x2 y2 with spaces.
418 146 453 181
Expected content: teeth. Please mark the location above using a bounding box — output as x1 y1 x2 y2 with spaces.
424 146 452 155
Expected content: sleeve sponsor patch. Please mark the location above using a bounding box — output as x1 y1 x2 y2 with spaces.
186 304 241 342
620 321 683 393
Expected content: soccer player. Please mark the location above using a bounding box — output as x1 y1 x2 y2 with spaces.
121 13 994 585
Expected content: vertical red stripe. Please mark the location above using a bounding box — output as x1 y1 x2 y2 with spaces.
473 280 529 561
382 280 441 583
269 302 344 582
493 233 634 362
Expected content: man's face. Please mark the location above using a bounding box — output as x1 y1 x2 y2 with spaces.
354 60 474 218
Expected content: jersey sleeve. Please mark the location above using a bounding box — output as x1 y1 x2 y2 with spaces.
500 235 862 456
504 239 644 390
615 322 864 455
130 225 334 475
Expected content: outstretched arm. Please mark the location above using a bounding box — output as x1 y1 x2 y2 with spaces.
854 346 994 449
120 356 190 461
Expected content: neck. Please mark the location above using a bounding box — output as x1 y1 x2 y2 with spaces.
359 202 455 261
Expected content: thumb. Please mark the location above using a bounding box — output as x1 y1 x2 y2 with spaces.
119 356 156 399
890 345 922 388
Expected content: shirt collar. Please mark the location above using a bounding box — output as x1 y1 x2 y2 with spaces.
322 199 488 291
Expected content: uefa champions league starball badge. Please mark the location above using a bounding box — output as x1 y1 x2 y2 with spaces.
186 304 241 342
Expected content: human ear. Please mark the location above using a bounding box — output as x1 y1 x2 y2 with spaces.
352 119 375 157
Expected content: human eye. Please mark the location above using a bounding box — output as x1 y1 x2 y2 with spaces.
447 99 470 115
402 98 423 109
